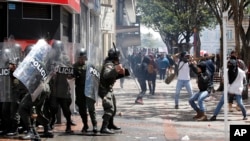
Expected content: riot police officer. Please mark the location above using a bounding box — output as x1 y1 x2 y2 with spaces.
48 40 75 133
73 49 98 133
18 43 54 140
99 47 129 134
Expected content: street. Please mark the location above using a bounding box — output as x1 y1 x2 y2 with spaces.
1 77 249 141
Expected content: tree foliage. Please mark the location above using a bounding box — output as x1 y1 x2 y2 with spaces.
229 0 250 65
136 0 217 54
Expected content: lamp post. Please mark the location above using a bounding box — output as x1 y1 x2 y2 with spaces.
222 10 229 141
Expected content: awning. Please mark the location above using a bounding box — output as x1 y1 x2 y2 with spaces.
12 0 80 13
116 25 140 33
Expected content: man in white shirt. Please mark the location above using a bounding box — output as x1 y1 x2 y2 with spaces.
174 52 194 109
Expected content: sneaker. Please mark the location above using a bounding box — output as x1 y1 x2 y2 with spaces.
210 115 217 121
175 105 179 109
243 117 248 120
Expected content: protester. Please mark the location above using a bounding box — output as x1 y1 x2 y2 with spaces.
134 56 150 104
210 59 248 121
228 50 248 111
157 53 170 80
147 54 158 95
203 53 215 92
188 61 213 121
174 51 194 109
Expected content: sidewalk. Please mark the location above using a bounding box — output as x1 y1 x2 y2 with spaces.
1 77 249 141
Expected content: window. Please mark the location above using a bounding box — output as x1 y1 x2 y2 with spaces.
22 3 52 20
62 10 70 36
227 29 233 40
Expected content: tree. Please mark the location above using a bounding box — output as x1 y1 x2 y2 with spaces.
136 0 216 55
204 0 230 67
206 0 250 99
229 0 250 66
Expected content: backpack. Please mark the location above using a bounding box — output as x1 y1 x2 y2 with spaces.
147 64 154 74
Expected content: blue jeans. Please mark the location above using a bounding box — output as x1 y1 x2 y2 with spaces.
159 68 166 80
174 80 193 106
189 91 209 112
213 93 247 117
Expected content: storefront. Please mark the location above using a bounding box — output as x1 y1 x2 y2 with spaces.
0 0 80 50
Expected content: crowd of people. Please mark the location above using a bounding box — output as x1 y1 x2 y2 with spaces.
0 40 249 141
128 50 248 121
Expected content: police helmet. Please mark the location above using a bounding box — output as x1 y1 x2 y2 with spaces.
24 44 34 56
79 48 87 57
14 43 21 49
108 48 120 59
52 40 64 52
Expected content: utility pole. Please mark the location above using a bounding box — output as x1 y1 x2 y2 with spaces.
222 10 229 141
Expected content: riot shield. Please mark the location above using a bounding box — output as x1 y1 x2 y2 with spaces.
52 41 74 99
84 43 103 101
3 35 22 65
0 36 23 102
0 42 12 102
13 39 56 98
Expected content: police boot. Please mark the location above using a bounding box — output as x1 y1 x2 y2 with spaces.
49 115 56 130
108 117 121 130
22 129 35 140
100 121 114 134
42 125 54 138
93 124 98 133
6 122 19 136
65 122 73 133
6 128 18 136
81 117 89 132
91 118 98 133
